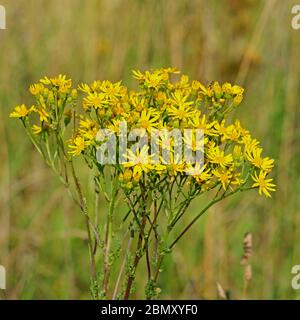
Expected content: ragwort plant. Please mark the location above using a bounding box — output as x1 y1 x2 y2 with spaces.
10 68 275 299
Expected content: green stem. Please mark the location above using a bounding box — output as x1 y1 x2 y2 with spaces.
70 160 97 295
169 187 253 250
123 218 145 300
103 172 118 298
152 186 254 292
112 232 134 300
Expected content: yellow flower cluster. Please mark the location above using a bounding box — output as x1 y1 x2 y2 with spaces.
10 74 77 135
10 68 276 198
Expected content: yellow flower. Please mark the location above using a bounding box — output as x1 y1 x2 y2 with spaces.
32 124 42 134
212 81 222 99
246 147 274 172
208 147 233 168
144 71 164 89
192 80 207 94
214 120 227 136
78 83 92 94
133 68 179 87
130 96 146 113
40 74 72 90
233 120 249 137
243 135 260 151
175 74 190 90
89 80 102 92
152 163 167 174
31 106 49 122
232 85 244 96
161 67 180 75
187 164 211 180
122 169 133 182
10 104 31 118
168 105 193 121
155 91 167 104
231 171 244 187
251 171 276 197
133 170 142 182
170 90 193 108
138 109 159 132
222 82 233 97
168 91 194 121
83 92 107 110
225 124 240 142
190 114 216 136
213 169 232 190
80 118 96 129
81 130 98 145
124 181 134 190
232 94 243 107
124 146 153 176
108 118 126 134
194 167 212 184
29 83 44 96
59 84 70 94
101 80 125 99
162 152 185 175
69 136 86 156
151 128 180 153
119 168 142 184
183 129 207 152
132 70 144 81
232 145 243 164
79 117 98 138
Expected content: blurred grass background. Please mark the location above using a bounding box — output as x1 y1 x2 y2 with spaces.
0 0 300 299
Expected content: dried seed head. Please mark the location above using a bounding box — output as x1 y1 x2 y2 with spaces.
240 232 252 266
216 282 228 300
244 265 252 282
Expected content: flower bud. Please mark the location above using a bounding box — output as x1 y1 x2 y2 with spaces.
232 94 243 107
213 81 222 99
